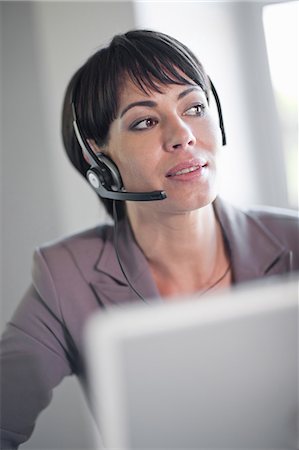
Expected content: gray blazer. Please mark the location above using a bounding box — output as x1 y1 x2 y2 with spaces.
1 198 298 448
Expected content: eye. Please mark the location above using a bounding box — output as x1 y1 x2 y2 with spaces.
130 117 158 131
184 104 206 117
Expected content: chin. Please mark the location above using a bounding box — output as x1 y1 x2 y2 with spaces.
160 190 218 215
171 181 218 208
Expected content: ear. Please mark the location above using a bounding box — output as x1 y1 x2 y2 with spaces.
82 139 102 164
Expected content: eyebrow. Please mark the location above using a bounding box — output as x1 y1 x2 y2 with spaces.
120 100 157 118
177 86 201 100
119 86 202 118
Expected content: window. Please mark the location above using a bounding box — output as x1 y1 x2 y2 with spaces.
263 1 298 208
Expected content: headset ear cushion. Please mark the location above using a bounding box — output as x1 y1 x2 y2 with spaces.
92 153 123 191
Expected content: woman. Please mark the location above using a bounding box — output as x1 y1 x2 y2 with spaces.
1 29 298 449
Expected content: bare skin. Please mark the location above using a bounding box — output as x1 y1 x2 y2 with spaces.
127 203 231 298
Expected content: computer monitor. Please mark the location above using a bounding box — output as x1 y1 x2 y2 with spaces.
84 275 298 449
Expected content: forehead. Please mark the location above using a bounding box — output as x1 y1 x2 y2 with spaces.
118 74 200 106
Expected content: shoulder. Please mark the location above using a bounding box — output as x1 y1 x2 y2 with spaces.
215 198 299 278
36 223 114 266
244 204 299 244
216 197 298 236
215 197 299 258
28 224 118 345
31 224 115 300
240 204 299 271
245 204 298 223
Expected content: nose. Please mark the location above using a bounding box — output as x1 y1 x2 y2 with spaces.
163 116 196 152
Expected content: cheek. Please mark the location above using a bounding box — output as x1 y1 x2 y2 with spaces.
122 151 165 193
108 145 151 189
110 135 158 176
120 158 140 181
200 118 222 150
119 154 154 187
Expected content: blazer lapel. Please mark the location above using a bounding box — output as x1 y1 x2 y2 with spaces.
214 198 292 283
90 198 292 306
91 220 159 307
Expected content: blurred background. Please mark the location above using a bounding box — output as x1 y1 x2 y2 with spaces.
0 1 298 448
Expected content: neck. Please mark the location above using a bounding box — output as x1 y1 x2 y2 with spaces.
128 203 216 260
126 202 230 297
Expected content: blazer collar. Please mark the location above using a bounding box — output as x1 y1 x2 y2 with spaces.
91 197 291 306
95 220 150 282
93 220 159 305
213 197 292 282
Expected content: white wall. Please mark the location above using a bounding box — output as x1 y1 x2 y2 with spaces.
1 1 295 449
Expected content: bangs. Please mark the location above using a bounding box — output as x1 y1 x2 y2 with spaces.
117 52 196 95
109 31 209 96
124 60 195 95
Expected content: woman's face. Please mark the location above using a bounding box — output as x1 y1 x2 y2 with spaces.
103 77 222 214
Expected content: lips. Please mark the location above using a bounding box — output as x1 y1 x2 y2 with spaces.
166 159 208 178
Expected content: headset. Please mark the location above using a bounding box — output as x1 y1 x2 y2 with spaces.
71 104 166 202
71 77 226 202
